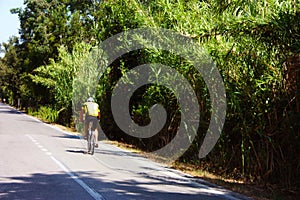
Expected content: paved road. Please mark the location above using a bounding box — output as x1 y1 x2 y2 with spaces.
0 103 250 200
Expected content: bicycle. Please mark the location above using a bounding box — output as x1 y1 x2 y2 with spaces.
87 120 97 155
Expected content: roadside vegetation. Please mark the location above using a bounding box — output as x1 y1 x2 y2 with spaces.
0 0 299 199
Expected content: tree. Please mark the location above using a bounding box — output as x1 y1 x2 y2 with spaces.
0 37 23 104
30 42 92 125
9 0 99 106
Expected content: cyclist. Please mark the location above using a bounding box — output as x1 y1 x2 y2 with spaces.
80 97 100 147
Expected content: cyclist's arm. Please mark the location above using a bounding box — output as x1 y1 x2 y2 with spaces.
97 110 100 119
80 107 85 122
97 105 100 119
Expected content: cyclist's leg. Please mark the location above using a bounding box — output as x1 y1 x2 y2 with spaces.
84 116 90 140
93 128 98 147
91 117 99 147
95 129 98 142
86 117 94 153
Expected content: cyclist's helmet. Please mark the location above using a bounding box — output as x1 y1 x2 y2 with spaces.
87 97 94 102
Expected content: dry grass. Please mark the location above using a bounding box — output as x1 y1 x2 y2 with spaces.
104 140 299 200
52 124 79 134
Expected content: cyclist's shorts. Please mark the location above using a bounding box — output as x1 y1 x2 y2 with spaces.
86 116 99 130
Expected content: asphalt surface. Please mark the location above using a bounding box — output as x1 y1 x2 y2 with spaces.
0 103 251 200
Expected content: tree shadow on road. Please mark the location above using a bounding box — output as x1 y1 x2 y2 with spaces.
0 172 93 200
0 170 245 200
0 109 23 115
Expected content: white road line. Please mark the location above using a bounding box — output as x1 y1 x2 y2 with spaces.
46 152 52 156
26 135 106 200
50 155 105 200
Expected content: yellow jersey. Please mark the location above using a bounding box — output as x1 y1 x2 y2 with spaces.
83 102 100 117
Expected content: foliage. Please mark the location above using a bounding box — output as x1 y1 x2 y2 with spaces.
29 42 92 125
1 0 299 191
0 37 25 104
28 106 59 123
30 42 92 108
96 0 300 188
